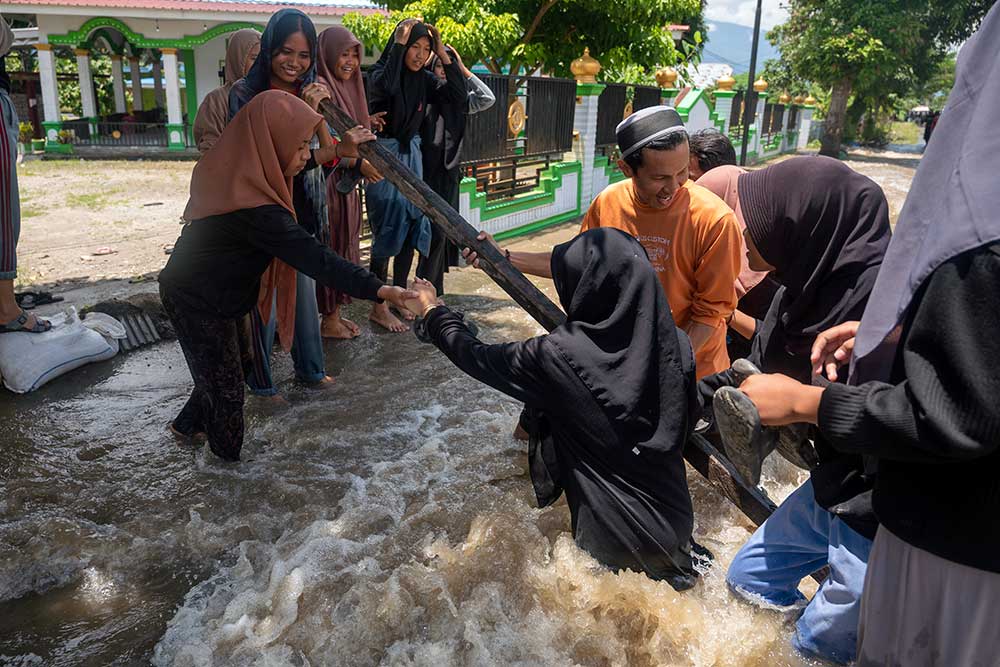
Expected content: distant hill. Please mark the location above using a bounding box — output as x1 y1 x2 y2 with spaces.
701 20 781 74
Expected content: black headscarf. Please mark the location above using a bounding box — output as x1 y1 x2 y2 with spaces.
738 156 891 358
547 228 695 452
240 9 317 99
421 48 468 175
367 21 438 149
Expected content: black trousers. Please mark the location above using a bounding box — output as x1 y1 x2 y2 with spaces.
416 170 461 296
370 243 414 289
161 285 253 461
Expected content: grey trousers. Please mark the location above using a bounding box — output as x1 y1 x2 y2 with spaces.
858 527 1000 667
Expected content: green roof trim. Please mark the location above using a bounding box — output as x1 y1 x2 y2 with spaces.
48 17 263 50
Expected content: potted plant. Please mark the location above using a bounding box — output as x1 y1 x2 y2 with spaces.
50 128 75 154
17 122 32 155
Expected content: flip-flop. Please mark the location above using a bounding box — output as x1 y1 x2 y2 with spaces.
0 310 52 334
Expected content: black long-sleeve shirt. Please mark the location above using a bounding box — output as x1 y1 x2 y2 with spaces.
818 242 1000 572
367 42 468 146
159 205 383 319
424 306 700 590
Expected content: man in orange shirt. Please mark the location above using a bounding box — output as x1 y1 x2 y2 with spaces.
466 107 742 378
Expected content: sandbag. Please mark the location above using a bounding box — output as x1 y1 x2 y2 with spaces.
0 307 123 394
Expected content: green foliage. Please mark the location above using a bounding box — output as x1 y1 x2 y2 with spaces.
765 0 991 154
18 122 33 143
344 0 699 78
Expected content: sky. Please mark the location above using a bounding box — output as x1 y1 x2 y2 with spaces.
704 0 789 30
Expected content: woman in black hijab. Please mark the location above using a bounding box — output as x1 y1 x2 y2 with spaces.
704 156 892 480
416 47 496 295
404 228 707 591
710 157 892 665
364 19 467 332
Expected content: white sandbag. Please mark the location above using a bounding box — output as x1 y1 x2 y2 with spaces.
0 307 120 394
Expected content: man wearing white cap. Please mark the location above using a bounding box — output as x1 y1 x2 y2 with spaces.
466 107 741 378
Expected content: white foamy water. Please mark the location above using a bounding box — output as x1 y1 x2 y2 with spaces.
2 270 816 667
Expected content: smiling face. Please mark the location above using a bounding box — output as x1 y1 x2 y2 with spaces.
271 31 311 89
405 36 432 72
619 140 691 210
333 45 360 81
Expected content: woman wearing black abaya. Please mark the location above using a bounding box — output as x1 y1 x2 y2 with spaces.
365 19 467 332
404 228 707 591
700 156 892 665
741 9 1000 661
416 47 496 295
701 156 892 480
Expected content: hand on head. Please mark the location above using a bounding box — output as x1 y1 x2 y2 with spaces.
394 18 420 45
404 278 441 317
810 320 860 382
446 44 469 76
425 25 449 61
461 231 499 270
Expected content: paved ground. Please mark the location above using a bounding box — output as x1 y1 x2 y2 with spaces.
13 147 920 318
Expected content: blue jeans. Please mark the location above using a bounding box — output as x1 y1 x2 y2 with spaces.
726 479 872 665
247 271 326 396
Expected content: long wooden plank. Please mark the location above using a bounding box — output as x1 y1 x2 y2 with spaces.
319 99 777 529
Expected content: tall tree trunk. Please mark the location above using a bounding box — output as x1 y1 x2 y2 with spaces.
820 76 852 158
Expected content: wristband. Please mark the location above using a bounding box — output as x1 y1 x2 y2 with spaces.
422 303 439 317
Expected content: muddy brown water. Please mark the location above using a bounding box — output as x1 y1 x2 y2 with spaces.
0 255 818 667
1 148 921 665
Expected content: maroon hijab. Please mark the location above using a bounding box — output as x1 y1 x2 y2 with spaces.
315 26 370 128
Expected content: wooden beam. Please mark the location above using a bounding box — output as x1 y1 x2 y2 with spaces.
318 99 778 530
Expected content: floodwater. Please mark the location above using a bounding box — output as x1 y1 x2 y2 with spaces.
0 238 820 666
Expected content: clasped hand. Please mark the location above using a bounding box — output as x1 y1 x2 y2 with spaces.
402 278 441 318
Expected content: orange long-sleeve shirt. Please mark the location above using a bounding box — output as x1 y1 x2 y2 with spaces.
580 179 741 378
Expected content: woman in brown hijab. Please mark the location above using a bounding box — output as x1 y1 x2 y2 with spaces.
192 29 261 154
159 90 413 461
314 25 384 339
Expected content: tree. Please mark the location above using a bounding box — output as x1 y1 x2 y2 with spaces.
768 0 992 157
344 0 701 83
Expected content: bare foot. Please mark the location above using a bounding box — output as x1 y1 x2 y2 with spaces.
168 423 207 446
512 423 530 441
303 375 337 390
394 306 416 322
369 304 409 333
321 315 361 339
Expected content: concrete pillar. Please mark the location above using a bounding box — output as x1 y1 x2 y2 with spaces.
37 44 63 149
161 48 186 150
573 82 605 207
714 91 736 136
779 104 790 152
152 57 165 108
798 106 814 151
110 55 127 114
75 49 98 137
752 91 768 162
129 56 144 112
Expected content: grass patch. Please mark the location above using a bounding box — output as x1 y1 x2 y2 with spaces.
21 205 44 218
890 121 922 145
65 189 124 210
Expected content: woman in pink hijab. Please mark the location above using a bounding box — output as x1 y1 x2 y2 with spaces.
697 165 777 354
313 26 387 339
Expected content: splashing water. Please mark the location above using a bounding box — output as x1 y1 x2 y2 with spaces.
1 256 820 667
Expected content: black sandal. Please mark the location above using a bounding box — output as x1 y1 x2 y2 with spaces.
0 310 52 334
